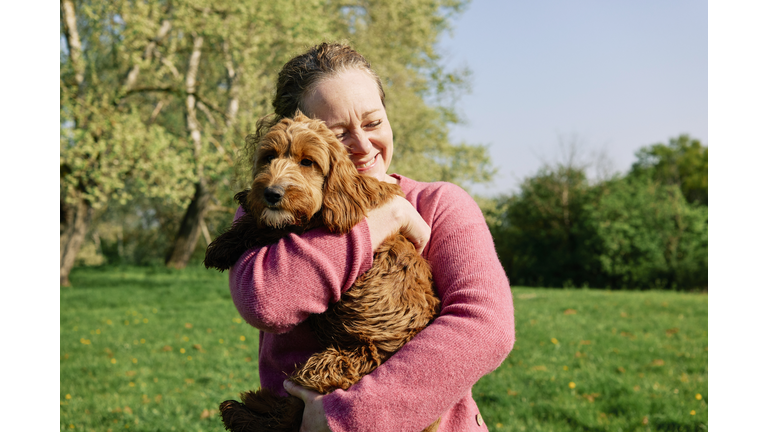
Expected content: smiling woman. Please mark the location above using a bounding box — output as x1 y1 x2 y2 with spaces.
225 43 515 432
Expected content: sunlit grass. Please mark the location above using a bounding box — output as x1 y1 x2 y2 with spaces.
60 265 259 432
61 267 707 431
474 287 708 431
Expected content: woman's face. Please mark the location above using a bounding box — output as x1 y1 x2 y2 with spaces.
302 69 395 183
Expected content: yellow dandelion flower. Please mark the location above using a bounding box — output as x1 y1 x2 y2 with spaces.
183 336 190 342
568 382 576 389
219 339 224 344
140 339 145 344
129 382 135 387
233 317 242 324
187 356 192 361
65 394 72 399
96 329 101 334
132 358 138 364
239 335 246 341
551 338 559 344
180 348 186 354
695 394 702 400
111 358 117 364
143 318 148 323
69 425 74 429
106 319 113 325
690 410 696 415
80 338 91 345
563 366 568 371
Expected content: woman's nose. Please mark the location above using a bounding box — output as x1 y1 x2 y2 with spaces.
347 131 373 154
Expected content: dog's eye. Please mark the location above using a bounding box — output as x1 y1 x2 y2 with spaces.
263 154 275 164
300 159 314 167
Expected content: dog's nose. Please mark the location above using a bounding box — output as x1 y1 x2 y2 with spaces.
264 186 284 205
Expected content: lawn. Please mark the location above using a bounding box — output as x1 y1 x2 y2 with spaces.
60 266 707 431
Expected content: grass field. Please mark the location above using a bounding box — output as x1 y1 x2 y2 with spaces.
60 266 707 431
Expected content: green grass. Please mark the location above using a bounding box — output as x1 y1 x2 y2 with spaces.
61 266 707 431
474 288 708 432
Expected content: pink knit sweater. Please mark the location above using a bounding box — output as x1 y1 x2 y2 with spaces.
229 174 515 432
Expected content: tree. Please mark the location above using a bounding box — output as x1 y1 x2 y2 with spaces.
60 0 196 285
630 134 708 205
589 173 708 289
62 0 492 273
490 164 602 287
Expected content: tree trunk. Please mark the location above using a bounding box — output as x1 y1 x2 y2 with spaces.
166 33 208 269
60 195 94 286
165 181 212 269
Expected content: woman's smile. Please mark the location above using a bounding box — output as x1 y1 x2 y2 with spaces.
354 153 379 171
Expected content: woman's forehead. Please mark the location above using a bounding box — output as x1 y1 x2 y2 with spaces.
304 70 383 124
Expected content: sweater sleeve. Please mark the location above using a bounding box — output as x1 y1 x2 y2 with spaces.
322 183 516 432
228 206 375 334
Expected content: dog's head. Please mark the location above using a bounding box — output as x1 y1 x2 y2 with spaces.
245 112 389 232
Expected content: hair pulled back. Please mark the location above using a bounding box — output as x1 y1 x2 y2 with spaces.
237 43 385 183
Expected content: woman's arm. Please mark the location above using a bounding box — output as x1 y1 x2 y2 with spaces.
229 196 431 334
321 183 516 432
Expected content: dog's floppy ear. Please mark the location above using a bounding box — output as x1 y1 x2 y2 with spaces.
322 147 371 232
321 137 403 233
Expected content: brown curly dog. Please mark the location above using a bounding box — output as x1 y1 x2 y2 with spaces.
204 113 441 432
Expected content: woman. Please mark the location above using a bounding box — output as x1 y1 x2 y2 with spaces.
229 43 515 432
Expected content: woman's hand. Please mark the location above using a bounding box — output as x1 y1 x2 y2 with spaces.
283 380 332 432
366 195 430 254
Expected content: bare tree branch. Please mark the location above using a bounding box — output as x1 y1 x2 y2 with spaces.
147 97 170 126
196 100 218 127
61 0 85 91
123 19 173 92
186 33 205 180
222 40 240 128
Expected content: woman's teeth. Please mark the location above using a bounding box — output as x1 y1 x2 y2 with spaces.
356 155 377 169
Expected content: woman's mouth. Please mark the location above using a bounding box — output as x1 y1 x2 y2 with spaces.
355 154 378 170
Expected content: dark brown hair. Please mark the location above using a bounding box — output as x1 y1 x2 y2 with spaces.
237 43 385 183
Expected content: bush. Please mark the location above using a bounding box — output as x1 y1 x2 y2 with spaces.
488 167 707 290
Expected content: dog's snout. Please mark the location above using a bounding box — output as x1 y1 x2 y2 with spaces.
264 186 284 205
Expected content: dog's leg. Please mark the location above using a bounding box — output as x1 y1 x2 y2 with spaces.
290 344 382 394
220 388 303 432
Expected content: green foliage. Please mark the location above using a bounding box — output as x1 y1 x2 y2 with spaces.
60 267 708 431
630 134 708 205
63 0 492 267
490 165 602 288
487 137 707 290
588 174 708 289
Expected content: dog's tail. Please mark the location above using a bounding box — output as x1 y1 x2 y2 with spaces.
220 388 303 432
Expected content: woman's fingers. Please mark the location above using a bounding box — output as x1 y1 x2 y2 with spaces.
367 196 431 254
283 380 332 432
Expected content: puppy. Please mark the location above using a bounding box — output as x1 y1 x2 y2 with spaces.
204 113 441 432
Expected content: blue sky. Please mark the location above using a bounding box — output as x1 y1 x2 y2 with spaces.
438 0 707 196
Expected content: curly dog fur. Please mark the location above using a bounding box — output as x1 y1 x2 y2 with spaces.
204 113 441 432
